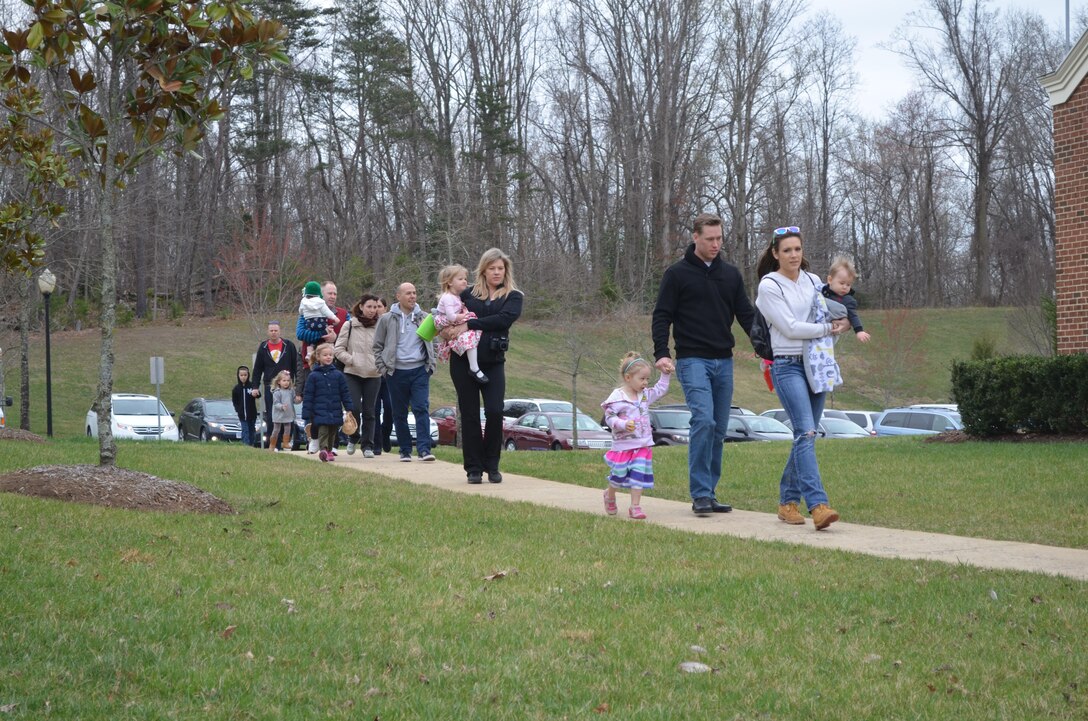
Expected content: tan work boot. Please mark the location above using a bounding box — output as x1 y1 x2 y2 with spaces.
811 504 840 531
777 502 805 525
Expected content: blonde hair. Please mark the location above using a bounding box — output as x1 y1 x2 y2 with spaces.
618 351 650 379
471 247 520 300
828 256 858 281
274 370 293 389
438 264 469 296
313 343 335 363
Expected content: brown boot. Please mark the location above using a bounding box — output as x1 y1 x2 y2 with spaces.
811 504 840 531
777 502 805 525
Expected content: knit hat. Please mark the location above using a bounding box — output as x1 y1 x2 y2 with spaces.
303 281 322 297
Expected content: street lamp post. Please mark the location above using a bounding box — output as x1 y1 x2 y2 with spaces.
37 269 56 437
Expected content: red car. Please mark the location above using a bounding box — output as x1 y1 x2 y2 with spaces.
503 412 613 451
431 405 487 446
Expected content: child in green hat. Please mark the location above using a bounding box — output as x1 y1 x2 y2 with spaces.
300 280 337 365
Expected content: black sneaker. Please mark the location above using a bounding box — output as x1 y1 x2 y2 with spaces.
487 471 503 484
467 472 483 484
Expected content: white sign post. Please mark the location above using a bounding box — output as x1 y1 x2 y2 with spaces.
150 356 165 440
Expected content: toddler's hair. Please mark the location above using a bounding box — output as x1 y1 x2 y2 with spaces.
618 351 650 378
828 256 858 281
313 343 335 363
438 264 469 295
273 370 292 389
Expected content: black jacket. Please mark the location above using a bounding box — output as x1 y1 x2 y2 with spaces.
232 367 260 422
462 288 524 365
252 338 299 387
652 244 755 361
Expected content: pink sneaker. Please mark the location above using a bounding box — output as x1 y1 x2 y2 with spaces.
319 450 329 462
628 506 647 520
603 490 618 516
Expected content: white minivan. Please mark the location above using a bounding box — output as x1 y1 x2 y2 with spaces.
86 393 179 441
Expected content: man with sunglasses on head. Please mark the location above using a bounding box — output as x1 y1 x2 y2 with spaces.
652 213 756 516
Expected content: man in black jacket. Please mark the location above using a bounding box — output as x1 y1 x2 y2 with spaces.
251 320 299 448
652 213 755 516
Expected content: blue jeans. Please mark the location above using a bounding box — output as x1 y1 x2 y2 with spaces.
676 356 733 501
770 358 829 509
239 418 256 447
387 365 432 457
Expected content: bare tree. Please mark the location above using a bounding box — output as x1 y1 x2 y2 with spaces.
896 0 1042 306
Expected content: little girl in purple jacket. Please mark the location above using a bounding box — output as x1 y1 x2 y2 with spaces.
600 352 672 520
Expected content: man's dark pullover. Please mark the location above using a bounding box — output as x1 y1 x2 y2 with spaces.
652 244 755 361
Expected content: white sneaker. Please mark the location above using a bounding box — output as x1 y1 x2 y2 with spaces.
363 449 375 459
307 439 319 454
347 441 357 455
421 453 436 462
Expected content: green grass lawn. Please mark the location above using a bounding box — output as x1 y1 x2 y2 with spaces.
1 439 1086 720
447 437 1088 549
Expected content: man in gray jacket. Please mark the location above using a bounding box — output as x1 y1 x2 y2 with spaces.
373 282 437 462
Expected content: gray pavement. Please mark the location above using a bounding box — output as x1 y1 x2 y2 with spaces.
306 450 1088 582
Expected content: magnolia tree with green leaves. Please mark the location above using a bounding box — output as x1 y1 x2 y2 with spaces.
0 0 287 465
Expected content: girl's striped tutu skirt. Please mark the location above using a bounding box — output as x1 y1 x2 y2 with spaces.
604 446 654 489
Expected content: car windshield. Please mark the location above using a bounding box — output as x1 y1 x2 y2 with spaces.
655 410 691 429
206 400 234 416
747 416 790 433
823 417 866 434
538 402 573 413
551 414 602 432
113 398 169 416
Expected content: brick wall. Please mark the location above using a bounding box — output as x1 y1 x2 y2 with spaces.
1053 78 1088 354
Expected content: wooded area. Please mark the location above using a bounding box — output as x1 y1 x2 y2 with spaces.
0 0 1071 325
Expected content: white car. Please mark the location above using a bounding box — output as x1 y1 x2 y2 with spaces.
382 407 440 446
85 393 179 441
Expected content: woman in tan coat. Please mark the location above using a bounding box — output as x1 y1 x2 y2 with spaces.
334 294 383 457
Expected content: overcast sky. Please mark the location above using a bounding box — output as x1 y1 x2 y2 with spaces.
809 0 1085 118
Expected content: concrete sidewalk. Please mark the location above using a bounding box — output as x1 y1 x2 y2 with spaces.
308 451 1088 582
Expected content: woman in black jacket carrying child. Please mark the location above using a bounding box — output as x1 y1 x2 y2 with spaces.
441 248 523 485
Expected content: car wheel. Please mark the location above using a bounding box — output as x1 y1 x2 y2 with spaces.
551 441 562 451
200 428 209 442
504 439 516 451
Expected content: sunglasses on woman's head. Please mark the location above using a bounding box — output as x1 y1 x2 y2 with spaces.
773 226 800 236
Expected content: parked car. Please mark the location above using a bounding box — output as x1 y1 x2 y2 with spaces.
761 408 851 424
648 407 692 445
504 412 613 451
782 416 872 439
657 403 756 416
432 405 486 446
85 393 179 441
179 398 243 442
842 410 881 435
726 414 793 441
874 407 963 436
386 408 440 446
501 398 593 428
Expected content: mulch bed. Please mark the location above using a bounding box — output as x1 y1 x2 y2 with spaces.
0 464 234 514
0 428 46 442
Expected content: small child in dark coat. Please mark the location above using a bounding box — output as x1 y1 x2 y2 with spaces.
820 257 872 343
232 365 261 448
302 343 354 462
